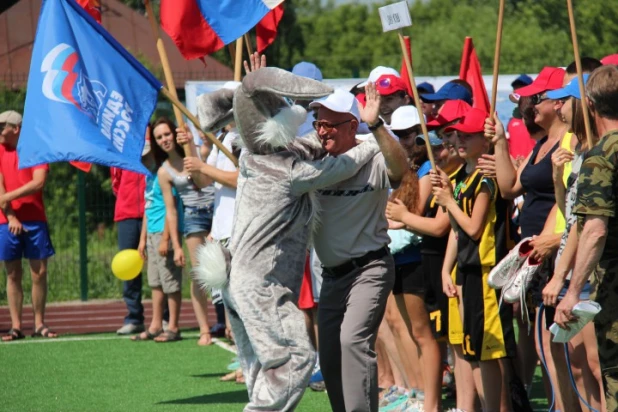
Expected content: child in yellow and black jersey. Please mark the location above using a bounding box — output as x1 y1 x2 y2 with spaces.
431 108 516 412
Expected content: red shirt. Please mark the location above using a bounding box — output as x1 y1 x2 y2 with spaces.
0 144 48 224
111 167 145 222
507 117 536 160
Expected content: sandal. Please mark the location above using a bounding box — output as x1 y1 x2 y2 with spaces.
131 329 163 341
197 332 212 346
154 330 182 343
31 325 58 339
2 328 25 342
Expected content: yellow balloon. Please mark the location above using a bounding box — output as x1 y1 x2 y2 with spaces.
111 249 143 281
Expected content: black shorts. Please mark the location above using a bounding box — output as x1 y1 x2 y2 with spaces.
422 253 449 339
392 261 424 295
462 266 517 362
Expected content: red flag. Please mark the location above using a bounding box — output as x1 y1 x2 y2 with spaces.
256 4 284 53
75 0 101 23
399 36 413 96
459 37 490 113
68 0 99 173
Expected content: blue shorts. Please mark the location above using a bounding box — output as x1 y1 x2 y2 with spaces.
183 205 213 236
0 221 55 261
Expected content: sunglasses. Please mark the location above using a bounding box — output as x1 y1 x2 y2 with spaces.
531 94 550 105
312 119 352 133
393 127 421 139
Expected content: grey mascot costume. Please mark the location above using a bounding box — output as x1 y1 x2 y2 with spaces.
193 67 379 411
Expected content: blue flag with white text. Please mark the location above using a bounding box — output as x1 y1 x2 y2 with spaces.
19 0 162 175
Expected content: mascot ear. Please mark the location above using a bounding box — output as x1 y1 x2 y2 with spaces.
196 89 235 132
242 67 333 100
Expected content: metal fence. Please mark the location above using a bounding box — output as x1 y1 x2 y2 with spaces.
0 164 192 305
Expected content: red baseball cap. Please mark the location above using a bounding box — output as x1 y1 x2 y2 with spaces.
601 54 618 66
426 100 472 129
444 107 489 134
375 74 408 96
516 67 565 97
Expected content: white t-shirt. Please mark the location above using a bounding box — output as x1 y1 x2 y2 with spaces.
206 129 238 240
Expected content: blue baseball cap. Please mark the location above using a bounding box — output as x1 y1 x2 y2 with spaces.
415 130 442 146
511 74 533 89
417 82 435 95
292 62 323 82
546 74 590 100
420 83 472 105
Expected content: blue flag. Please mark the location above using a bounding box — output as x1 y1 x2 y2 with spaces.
19 0 162 175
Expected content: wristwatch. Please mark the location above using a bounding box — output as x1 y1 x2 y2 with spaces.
368 118 384 131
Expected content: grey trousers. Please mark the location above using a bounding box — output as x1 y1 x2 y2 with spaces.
318 255 395 412
223 272 315 412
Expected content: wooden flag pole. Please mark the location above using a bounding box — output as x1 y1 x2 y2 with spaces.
490 0 505 115
143 0 237 165
244 34 254 56
234 37 244 82
160 87 238 167
567 0 594 149
398 30 436 169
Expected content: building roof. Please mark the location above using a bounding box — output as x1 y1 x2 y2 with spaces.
0 0 234 88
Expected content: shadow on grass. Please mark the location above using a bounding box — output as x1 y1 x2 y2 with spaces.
158 390 248 405
190 373 226 378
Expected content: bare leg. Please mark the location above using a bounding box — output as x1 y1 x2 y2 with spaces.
149 287 165 332
478 359 505 412
400 292 443 411
5 260 23 331
376 333 396 390
452 344 477 411
185 233 212 345
568 323 602 411
379 318 407 388
394 295 423 391
536 308 565 411
384 294 418 389
30 259 53 335
167 291 181 332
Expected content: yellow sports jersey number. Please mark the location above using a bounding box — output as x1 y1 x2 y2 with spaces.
430 310 441 332
463 334 476 356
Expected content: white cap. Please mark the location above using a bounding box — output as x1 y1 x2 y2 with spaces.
0 110 22 125
390 105 423 131
309 89 360 122
222 81 241 90
358 66 400 87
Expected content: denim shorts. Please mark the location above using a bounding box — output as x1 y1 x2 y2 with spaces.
0 221 55 261
183 205 213 236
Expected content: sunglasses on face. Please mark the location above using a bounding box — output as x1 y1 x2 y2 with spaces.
393 127 420 140
531 94 550 106
312 119 352 133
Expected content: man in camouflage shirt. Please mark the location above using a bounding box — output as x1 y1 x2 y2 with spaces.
555 65 618 410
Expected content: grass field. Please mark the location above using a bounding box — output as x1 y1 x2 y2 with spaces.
1 330 550 412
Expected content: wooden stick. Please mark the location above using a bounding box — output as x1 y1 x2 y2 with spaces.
490 0 505 115
398 30 435 169
567 0 594 149
234 37 244 82
160 87 238 167
244 33 254 56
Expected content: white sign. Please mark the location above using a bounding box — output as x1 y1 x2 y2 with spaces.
379 1 412 32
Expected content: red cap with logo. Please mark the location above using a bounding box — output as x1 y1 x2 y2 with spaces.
516 67 565 97
426 100 472 129
444 107 489 134
375 74 408 96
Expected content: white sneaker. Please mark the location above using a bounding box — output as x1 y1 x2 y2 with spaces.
488 237 533 289
503 256 542 304
116 323 145 335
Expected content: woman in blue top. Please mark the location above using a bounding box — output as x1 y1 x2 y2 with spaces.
134 129 184 342
379 105 444 412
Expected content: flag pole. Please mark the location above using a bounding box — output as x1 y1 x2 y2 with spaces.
566 0 594 149
143 0 237 165
244 34 254 56
490 0 505 116
234 37 244 82
160 87 238 167
398 30 436 169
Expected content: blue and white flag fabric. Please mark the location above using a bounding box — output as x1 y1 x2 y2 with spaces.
19 0 162 175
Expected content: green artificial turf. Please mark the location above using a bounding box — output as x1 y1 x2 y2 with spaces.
0 332 548 411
